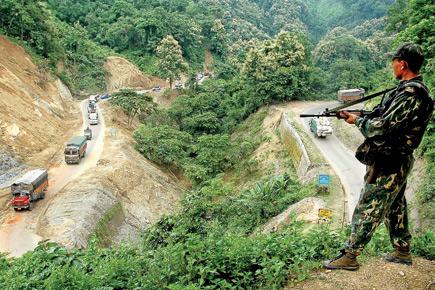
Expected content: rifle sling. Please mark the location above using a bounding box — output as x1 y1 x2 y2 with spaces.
326 87 396 113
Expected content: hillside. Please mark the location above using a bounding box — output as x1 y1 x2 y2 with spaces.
0 36 183 253
0 0 433 289
0 36 77 166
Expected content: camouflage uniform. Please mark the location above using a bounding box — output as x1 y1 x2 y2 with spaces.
345 76 433 254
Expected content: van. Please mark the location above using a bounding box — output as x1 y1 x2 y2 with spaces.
89 112 99 125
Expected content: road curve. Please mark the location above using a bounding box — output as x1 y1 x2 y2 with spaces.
0 100 105 257
299 102 366 222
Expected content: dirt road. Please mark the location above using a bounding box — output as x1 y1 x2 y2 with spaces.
0 100 105 257
298 102 365 222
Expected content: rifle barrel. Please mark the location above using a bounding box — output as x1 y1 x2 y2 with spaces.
299 114 334 118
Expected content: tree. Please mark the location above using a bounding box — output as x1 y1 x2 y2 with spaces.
133 125 193 166
110 89 156 127
209 19 227 55
242 31 310 102
156 35 188 89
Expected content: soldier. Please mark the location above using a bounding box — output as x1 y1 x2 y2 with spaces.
323 43 434 270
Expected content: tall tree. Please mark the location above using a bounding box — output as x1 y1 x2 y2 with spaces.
242 31 310 102
110 89 155 127
156 35 188 89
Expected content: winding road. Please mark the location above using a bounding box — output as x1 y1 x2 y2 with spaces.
299 102 366 222
0 100 105 257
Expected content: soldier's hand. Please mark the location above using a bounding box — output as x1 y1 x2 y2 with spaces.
339 111 358 124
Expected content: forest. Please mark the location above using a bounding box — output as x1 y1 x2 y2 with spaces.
0 0 434 288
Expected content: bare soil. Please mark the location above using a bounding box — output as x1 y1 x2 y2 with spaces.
104 56 166 93
289 257 435 290
0 35 78 166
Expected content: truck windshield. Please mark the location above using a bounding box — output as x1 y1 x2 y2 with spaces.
65 148 78 155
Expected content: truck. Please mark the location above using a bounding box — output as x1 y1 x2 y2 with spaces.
64 136 87 164
88 102 96 114
337 88 365 103
89 94 99 103
309 117 333 138
84 127 92 140
89 112 99 125
10 169 48 211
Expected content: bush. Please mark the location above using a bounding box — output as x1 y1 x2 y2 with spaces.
134 125 193 166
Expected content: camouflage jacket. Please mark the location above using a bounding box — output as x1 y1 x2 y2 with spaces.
355 76 433 166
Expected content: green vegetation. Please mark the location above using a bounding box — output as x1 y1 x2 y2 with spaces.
156 35 189 89
93 202 124 247
110 89 156 127
0 1 110 94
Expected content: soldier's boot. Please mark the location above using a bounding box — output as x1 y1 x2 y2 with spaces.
322 250 360 271
383 247 412 265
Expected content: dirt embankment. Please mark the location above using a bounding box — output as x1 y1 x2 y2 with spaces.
104 56 166 93
0 36 77 166
0 35 78 217
38 93 183 248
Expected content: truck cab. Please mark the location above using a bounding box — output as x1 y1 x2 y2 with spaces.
10 169 48 211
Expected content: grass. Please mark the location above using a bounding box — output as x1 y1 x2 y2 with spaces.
93 202 124 247
223 108 269 188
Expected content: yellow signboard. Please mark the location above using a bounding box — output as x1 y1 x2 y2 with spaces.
318 208 333 220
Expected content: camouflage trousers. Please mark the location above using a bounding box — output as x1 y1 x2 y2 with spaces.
345 155 414 254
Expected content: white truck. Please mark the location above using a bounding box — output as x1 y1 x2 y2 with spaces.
89 112 99 125
309 117 333 138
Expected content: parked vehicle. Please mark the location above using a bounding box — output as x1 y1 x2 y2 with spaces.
100 92 110 99
64 136 87 164
337 88 365 103
89 112 99 125
309 117 333 138
10 169 48 211
175 81 183 89
151 86 161 92
84 127 92 140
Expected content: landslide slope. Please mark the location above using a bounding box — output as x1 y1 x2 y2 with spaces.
0 35 77 167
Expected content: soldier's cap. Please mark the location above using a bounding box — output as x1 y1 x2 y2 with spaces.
387 43 424 71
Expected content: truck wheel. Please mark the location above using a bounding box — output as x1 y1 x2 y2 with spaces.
40 191 45 199
28 203 32 211
13 208 18 211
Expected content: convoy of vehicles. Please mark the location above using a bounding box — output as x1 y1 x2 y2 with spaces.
309 116 333 138
8 94 104 211
64 136 87 164
10 169 48 211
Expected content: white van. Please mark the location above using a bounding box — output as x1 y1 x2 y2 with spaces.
89 112 99 125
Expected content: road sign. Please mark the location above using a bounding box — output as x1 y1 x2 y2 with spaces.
318 208 333 220
318 174 330 185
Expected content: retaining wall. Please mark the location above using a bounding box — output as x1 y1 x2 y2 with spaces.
279 113 311 177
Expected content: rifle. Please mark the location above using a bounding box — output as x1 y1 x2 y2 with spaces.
299 87 396 119
300 109 372 119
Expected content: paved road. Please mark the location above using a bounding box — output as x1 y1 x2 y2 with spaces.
0 100 105 257
300 102 366 222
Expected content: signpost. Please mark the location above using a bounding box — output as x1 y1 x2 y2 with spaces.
318 208 333 223
317 174 330 193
